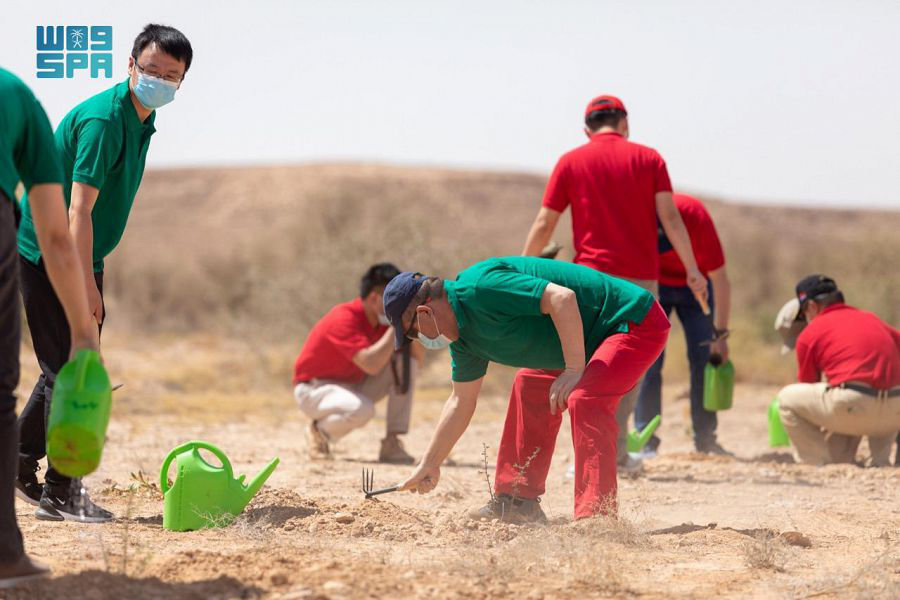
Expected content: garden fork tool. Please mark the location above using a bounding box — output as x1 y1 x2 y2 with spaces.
362 468 400 499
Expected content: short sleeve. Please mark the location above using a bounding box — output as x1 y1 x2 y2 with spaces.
450 344 489 382
653 153 672 194
473 266 549 318
541 157 570 212
71 118 120 190
15 93 63 191
325 313 377 363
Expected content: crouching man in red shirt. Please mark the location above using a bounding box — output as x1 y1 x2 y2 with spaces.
292 264 424 463
776 275 900 466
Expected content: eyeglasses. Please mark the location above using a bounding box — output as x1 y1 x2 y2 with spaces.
132 57 183 84
403 305 423 341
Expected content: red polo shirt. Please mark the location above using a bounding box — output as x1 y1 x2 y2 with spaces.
795 303 900 388
658 194 725 287
292 298 387 385
542 132 672 280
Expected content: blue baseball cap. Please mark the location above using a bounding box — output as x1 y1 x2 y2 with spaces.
383 272 425 348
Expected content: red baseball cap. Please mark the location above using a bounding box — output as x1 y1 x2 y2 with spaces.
584 95 627 118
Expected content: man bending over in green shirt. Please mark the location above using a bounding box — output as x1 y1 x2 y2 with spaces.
384 257 670 522
15 24 192 523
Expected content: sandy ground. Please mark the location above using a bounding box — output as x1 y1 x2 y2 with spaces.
5 337 899 600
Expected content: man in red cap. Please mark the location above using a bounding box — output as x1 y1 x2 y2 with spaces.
523 95 707 469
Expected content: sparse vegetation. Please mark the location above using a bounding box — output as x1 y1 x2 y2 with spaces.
742 530 786 572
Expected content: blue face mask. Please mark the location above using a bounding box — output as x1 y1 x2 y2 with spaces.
417 312 451 350
132 73 178 110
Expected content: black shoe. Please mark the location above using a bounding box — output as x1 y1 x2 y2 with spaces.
695 438 734 456
469 494 547 524
36 482 114 523
15 456 42 507
0 554 50 589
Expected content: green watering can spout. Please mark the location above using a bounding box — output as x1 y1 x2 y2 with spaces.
627 415 661 453
242 457 280 506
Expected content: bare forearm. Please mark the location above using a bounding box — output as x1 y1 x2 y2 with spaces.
421 393 477 467
28 185 95 346
710 269 731 330
354 329 395 375
522 207 561 256
69 209 95 284
542 285 585 370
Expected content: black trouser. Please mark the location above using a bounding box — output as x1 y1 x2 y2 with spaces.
18 252 103 492
0 197 24 563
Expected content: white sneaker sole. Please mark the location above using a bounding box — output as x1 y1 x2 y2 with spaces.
35 507 113 524
14 488 41 507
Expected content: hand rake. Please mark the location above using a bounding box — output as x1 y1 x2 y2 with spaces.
362 468 400 499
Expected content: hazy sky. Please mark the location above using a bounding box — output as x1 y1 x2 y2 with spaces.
3 1 898 207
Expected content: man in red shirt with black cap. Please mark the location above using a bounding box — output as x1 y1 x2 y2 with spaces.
523 95 708 469
776 275 900 466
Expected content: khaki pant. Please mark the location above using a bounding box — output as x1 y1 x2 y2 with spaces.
294 357 416 441
777 382 900 466
614 278 659 461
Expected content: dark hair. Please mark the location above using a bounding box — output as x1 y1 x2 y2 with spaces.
812 290 844 308
132 24 193 74
585 109 626 132
360 263 401 298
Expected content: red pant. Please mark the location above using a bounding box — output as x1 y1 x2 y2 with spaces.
494 301 670 519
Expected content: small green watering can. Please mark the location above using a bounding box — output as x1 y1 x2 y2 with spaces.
768 398 790 447
47 349 112 478
160 441 279 532
627 415 661 453
703 355 734 411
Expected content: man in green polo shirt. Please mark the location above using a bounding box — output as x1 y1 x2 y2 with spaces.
15 24 192 523
383 257 671 521
0 67 99 587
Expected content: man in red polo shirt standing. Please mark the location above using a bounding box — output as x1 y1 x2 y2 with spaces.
636 193 732 455
523 95 708 469
292 263 423 464
776 275 900 466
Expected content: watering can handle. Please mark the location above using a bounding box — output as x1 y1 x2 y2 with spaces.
159 441 235 494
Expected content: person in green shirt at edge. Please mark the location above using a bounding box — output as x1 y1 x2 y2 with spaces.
15 24 193 524
383 257 671 523
0 67 99 588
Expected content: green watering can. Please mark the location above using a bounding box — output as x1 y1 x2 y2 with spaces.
627 415 661 453
703 355 734 411
768 398 790 447
47 349 112 478
161 441 279 532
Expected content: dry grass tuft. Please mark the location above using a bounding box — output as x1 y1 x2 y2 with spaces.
742 530 786 572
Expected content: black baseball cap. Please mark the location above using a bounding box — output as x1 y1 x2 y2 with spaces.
795 274 838 306
383 272 425 348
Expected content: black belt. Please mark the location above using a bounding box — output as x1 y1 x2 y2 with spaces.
834 382 900 398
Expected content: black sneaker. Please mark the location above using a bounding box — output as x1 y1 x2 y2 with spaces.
0 554 50 589
36 482 114 523
15 456 42 507
469 494 547 524
695 438 734 456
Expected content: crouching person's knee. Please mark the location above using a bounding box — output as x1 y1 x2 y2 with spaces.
346 398 376 428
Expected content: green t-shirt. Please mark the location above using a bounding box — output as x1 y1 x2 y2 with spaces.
17 78 156 271
446 257 656 382
0 67 63 203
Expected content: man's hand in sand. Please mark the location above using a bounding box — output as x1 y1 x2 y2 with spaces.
399 463 440 494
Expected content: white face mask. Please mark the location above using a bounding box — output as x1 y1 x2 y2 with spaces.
377 314 391 326
417 311 451 350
